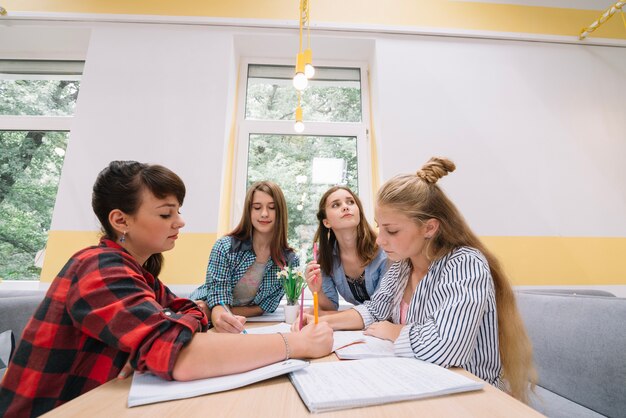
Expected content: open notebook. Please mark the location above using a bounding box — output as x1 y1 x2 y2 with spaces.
334 332 395 359
289 357 484 413
128 359 308 407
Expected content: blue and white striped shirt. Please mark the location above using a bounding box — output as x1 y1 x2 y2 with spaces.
353 246 503 388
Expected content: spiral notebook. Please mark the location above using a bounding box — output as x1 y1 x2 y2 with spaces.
288 357 484 413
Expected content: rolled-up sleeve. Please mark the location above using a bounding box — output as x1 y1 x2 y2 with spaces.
66 251 207 380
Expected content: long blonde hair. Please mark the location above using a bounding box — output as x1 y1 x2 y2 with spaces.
377 157 536 403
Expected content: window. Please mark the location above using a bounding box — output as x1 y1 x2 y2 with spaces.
0 60 82 281
235 61 371 260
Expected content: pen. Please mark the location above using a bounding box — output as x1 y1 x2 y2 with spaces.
219 301 248 334
313 291 319 324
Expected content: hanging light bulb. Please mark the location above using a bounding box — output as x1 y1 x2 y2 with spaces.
294 105 305 133
293 52 308 91
304 48 315 79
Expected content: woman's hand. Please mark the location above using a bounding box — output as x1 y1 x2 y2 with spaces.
117 359 134 379
194 299 211 319
364 321 404 342
211 306 247 333
290 322 333 358
305 261 322 293
290 311 315 332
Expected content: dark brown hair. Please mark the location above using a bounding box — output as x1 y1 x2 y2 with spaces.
314 186 378 277
229 181 292 267
92 160 186 277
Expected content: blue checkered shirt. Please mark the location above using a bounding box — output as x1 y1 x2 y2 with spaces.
189 236 298 313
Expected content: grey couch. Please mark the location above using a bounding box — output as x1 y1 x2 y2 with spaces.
0 290 46 347
516 290 626 418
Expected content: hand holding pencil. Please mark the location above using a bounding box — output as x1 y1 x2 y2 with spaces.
304 261 322 293
212 302 248 334
291 293 320 332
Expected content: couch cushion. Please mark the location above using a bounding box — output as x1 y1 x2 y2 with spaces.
0 295 43 346
0 329 14 380
0 289 47 299
530 385 606 418
518 288 615 297
516 292 626 418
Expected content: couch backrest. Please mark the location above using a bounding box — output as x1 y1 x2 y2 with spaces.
516 291 626 418
0 294 44 347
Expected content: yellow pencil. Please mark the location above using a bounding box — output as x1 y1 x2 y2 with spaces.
313 291 319 324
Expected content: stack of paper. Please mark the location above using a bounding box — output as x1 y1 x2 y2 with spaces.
128 359 308 407
289 357 484 413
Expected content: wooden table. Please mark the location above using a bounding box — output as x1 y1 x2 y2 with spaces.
42 323 544 418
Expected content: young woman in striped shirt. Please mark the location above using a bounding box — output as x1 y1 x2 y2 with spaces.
296 157 535 403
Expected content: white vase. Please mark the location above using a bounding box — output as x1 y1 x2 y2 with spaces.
284 303 300 324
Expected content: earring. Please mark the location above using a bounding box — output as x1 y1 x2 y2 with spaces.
120 231 127 243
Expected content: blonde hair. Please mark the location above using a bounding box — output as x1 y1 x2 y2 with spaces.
377 157 536 403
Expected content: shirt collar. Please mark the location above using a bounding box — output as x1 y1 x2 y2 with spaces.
230 235 253 252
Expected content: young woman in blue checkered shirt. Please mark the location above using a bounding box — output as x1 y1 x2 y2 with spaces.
190 181 298 333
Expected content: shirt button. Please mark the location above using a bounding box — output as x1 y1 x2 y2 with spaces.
165 311 172 316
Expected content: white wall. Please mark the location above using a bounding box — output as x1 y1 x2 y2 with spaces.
372 36 626 237
51 24 237 234
1 21 624 289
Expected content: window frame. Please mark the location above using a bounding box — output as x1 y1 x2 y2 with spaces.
232 57 373 229
0 63 81 283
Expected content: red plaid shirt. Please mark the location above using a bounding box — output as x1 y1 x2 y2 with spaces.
0 239 208 418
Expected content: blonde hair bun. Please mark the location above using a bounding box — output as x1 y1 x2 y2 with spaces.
416 157 456 184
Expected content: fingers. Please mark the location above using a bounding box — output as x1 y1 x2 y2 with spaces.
301 321 334 357
305 263 320 277
305 264 322 292
117 360 134 379
194 300 210 318
215 311 245 333
290 320 301 332
363 323 378 336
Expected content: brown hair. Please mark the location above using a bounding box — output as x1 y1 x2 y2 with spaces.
377 157 536 403
314 186 378 277
92 161 186 277
230 181 292 267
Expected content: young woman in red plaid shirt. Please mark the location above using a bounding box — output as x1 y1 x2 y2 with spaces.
0 161 332 418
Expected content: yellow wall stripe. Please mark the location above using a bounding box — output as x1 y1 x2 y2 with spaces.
42 231 626 286
42 230 216 286
482 236 626 285
217 62 240 238
4 0 626 39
